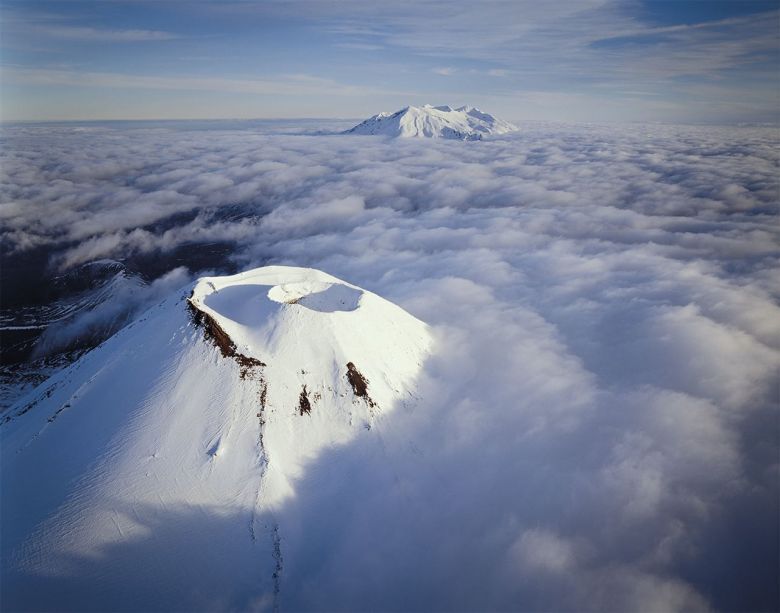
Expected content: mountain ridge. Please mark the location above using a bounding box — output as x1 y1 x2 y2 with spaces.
1 265 432 611
345 104 518 140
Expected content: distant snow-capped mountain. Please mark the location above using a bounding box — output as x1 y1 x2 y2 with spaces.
345 105 517 140
1 266 432 611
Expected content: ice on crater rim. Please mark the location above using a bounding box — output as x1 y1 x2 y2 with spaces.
188 266 432 388
267 281 362 312
199 281 363 331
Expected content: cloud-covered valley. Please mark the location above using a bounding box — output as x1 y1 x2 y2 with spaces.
1 120 778 611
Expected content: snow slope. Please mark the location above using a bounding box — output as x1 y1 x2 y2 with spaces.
1 266 431 611
345 104 517 139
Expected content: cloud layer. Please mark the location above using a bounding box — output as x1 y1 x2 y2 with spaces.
1 120 778 610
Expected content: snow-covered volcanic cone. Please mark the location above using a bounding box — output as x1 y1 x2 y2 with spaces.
345 104 518 140
1 266 431 611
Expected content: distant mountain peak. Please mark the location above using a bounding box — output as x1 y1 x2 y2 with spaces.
345 104 518 140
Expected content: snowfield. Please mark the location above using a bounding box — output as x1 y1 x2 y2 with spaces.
1 119 778 612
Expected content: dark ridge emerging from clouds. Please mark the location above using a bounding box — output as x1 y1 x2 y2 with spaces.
0 120 778 611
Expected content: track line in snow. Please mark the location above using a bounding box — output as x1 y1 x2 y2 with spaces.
271 523 283 613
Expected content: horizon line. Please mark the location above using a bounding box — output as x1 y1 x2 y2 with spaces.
1 116 777 128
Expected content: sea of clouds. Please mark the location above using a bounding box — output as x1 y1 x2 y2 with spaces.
1 119 778 611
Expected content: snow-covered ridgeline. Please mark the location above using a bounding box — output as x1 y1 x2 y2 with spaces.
345 104 517 140
1 266 432 611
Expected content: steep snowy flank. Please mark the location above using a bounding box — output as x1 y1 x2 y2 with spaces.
1 266 432 611
345 104 517 139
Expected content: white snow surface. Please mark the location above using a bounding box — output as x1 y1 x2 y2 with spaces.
345 104 517 139
1 265 431 611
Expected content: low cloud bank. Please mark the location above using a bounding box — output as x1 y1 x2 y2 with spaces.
1 120 778 610
31 265 191 358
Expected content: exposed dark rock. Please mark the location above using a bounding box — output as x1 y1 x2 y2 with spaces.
346 362 375 408
298 385 312 416
187 298 265 379
259 381 268 409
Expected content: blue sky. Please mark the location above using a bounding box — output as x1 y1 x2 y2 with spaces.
1 0 778 122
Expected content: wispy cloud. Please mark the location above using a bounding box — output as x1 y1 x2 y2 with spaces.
316 2 779 84
594 9 780 42
1 66 412 98
29 24 179 42
0 0 777 123
334 42 384 51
